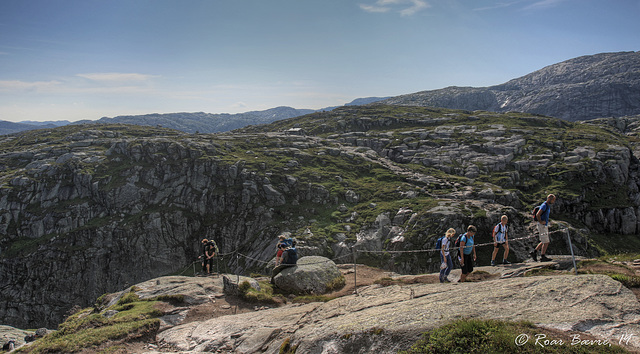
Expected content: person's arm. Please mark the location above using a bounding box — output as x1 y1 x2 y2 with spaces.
492 226 497 244
472 244 477 262
459 240 465 265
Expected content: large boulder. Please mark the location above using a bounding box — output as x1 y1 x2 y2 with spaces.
273 256 344 294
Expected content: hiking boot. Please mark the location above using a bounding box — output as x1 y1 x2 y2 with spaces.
443 278 451 283
540 255 552 262
530 250 538 262
491 260 496 266
503 259 511 265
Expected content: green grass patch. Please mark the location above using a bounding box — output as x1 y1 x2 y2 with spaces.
238 280 284 304
15 288 173 353
400 318 628 353
292 294 335 303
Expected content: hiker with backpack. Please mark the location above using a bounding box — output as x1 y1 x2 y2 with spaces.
457 225 477 282
200 238 218 275
530 194 556 262
491 215 511 266
275 234 293 266
438 228 456 283
271 240 298 284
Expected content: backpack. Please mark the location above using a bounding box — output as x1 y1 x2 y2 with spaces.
282 238 294 248
283 247 298 264
453 233 465 259
532 206 540 219
435 236 444 252
207 240 219 254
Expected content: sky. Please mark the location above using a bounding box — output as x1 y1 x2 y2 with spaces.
0 0 639 123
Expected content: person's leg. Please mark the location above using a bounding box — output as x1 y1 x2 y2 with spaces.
491 246 499 264
445 254 453 281
539 225 551 260
503 243 510 262
271 264 284 284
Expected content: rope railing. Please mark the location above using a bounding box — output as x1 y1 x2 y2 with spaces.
185 229 576 297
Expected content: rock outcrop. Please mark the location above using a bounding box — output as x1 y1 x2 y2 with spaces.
272 256 343 294
156 274 640 353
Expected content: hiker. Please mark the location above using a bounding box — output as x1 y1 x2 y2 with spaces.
439 228 455 283
491 215 510 266
531 194 556 262
271 240 298 284
458 225 477 283
200 238 217 274
275 234 289 266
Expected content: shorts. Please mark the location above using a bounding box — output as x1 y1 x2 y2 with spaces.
461 253 474 275
537 223 550 243
276 249 284 257
494 242 506 248
202 258 213 268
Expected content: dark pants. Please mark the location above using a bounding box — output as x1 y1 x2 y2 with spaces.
270 263 295 284
461 253 474 275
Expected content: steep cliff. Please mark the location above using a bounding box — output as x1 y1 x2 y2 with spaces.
380 51 640 121
2 106 640 328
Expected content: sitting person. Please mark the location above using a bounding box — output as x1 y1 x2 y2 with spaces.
275 235 287 266
271 240 298 284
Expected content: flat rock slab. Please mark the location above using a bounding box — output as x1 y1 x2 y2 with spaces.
134 275 225 305
0 325 34 349
157 274 640 353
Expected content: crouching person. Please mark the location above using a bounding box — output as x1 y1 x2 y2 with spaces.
270 240 298 285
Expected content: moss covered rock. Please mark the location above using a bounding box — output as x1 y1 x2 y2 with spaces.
273 256 344 294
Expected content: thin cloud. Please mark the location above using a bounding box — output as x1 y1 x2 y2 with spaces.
231 101 248 109
76 72 159 83
0 80 61 92
474 0 565 12
474 1 527 11
523 0 566 11
360 0 430 16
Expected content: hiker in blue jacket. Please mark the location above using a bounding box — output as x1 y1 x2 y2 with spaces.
439 228 456 283
531 194 556 262
458 225 477 283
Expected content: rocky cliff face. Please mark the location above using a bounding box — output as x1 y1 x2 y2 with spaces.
2 107 640 328
381 51 640 121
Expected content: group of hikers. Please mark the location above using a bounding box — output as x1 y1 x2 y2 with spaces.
197 193 557 285
439 194 556 283
198 234 298 282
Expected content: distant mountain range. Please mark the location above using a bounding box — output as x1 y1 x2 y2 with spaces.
0 97 390 135
380 51 640 121
2 51 639 135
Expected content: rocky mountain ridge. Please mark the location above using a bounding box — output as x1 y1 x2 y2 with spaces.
2 106 640 329
380 51 640 121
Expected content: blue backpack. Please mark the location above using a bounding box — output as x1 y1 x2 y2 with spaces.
435 236 444 252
